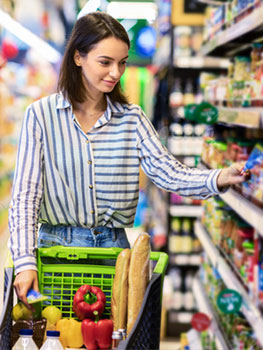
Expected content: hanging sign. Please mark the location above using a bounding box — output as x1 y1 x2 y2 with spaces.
191 312 211 332
217 288 242 314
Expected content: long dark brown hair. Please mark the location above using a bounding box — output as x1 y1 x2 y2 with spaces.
57 12 130 108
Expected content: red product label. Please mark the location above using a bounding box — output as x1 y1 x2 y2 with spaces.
191 312 211 332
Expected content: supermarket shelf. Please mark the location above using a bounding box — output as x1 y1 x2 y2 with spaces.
169 254 201 266
199 162 263 237
168 137 203 156
173 56 229 69
193 277 231 350
168 310 193 324
194 220 263 347
201 4 263 57
170 205 203 217
217 107 263 128
220 187 263 237
197 0 225 5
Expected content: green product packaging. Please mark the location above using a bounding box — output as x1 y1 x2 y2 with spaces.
184 103 198 121
194 101 218 125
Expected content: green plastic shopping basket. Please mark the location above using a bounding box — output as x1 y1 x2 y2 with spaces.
0 246 168 350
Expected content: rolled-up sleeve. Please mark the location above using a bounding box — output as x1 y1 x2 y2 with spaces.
8 105 44 274
136 109 223 199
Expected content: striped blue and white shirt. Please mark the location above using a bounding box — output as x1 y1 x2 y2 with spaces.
9 93 222 273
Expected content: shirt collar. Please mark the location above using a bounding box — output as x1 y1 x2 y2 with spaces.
56 93 124 128
56 92 71 109
56 92 124 115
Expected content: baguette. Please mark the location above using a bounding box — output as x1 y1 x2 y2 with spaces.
127 232 150 334
111 248 131 330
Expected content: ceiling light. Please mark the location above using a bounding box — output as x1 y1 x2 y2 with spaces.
107 2 157 22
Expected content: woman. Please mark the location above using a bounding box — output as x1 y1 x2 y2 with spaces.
9 11 246 307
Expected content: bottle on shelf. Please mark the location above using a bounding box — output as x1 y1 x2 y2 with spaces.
12 329 39 350
169 267 183 310
169 217 182 254
40 330 63 350
183 78 195 106
181 218 193 254
183 270 195 311
169 78 183 109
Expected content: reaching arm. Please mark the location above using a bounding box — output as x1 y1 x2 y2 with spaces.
9 104 44 303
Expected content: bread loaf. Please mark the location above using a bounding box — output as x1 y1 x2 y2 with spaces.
127 232 150 334
111 248 131 330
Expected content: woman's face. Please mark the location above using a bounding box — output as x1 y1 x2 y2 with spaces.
74 37 129 95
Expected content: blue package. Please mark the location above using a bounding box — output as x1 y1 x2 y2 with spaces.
26 289 48 304
243 143 263 171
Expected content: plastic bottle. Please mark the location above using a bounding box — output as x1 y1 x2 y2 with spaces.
112 331 122 349
12 329 39 350
40 331 64 350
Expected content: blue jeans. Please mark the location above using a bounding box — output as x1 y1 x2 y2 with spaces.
38 224 130 249
37 224 130 309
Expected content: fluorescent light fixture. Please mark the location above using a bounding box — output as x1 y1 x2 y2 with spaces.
0 9 61 64
107 1 157 21
77 0 101 19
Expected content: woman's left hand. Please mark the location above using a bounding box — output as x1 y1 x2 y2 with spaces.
217 162 248 190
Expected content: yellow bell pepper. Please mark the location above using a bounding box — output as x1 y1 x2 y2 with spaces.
56 318 83 348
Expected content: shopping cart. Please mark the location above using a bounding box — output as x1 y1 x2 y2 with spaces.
0 246 168 350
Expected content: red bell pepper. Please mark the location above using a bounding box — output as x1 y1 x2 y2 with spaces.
73 285 106 320
81 311 114 350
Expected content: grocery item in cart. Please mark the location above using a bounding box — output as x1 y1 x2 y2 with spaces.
11 319 47 349
111 248 131 331
40 330 63 350
12 329 39 350
127 233 150 334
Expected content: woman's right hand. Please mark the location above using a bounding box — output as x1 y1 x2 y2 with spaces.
13 270 39 309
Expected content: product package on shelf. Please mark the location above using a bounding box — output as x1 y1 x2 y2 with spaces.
201 194 263 311
198 255 262 350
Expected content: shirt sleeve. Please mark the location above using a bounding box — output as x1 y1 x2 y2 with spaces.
8 105 44 275
136 108 224 199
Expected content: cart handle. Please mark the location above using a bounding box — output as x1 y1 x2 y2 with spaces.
39 246 123 260
150 251 169 275
38 246 168 275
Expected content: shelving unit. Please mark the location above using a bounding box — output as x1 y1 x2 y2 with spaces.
220 187 263 237
169 253 201 266
194 220 263 347
200 162 263 236
217 107 263 128
168 137 203 156
201 3 263 57
173 56 229 69
169 205 203 218
192 277 231 350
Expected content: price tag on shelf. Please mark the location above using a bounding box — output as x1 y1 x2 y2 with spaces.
191 312 211 332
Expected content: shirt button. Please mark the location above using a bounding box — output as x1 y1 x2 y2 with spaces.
89 185 93 189
87 160 92 164
90 210 95 214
